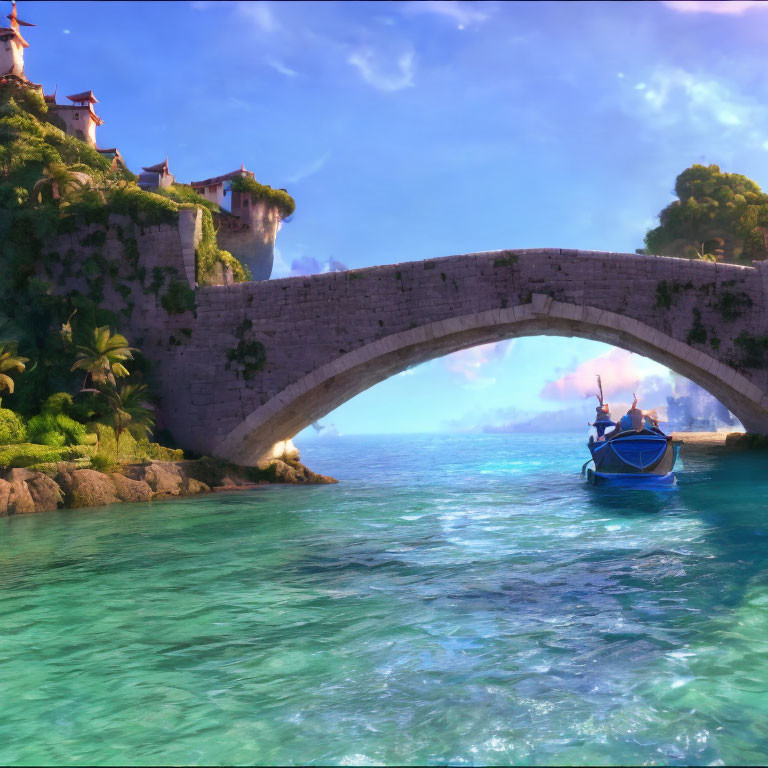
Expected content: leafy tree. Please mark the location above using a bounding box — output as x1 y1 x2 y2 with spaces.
71 326 136 389
0 344 29 406
99 382 155 453
644 164 768 264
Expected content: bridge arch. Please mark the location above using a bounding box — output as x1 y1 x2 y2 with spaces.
213 294 766 465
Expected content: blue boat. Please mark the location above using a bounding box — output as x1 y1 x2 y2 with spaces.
583 428 680 486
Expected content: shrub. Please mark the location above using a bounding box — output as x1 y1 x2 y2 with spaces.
220 250 252 283
0 408 26 444
0 442 90 468
107 185 179 226
41 392 74 415
37 429 67 447
26 412 88 446
90 452 116 472
195 208 249 285
230 175 295 218
154 183 218 211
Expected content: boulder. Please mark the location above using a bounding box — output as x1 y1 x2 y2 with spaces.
110 473 153 503
182 477 210 495
122 461 185 496
5 468 36 514
270 459 302 483
26 472 63 513
0 478 11 517
56 469 118 508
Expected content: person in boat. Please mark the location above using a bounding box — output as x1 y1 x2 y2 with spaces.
590 402 616 441
643 408 662 432
619 393 645 432
589 375 616 441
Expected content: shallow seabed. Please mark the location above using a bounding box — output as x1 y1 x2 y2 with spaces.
1 433 768 766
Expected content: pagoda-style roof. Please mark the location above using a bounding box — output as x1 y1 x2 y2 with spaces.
2 2 32 47
8 2 33 26
190 166 254 189
142 158 170 174
67 90 98 104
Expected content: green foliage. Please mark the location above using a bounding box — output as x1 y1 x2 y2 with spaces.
195 208 251 285
0 343 29 403
0 442 90 469
493 254 519 267
226 318 266 380
154 183 218 211
87 422 179 463
714 289 752 321
40 392 75 416
71 325 135 387
230 175 295 218
26 411 88 446
97 382 155 452
220 250 252 283
161 280 196 315
80 230 106 247
226 339 266 380
0 408 26 444
655 280 681 309
107 185 179 226
734 331 768 369
644 164 768 264
89 452 116 473
686 308 707 346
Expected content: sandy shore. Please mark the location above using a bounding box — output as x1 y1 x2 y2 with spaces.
670 431 742 445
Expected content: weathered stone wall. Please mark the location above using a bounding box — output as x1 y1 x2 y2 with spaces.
41 208 202 328
127 248 768 463
216 200 281 281
36 241 768 462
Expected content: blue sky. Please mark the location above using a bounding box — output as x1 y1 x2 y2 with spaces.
17 0 768 435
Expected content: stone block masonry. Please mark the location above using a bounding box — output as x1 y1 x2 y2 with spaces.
39 242 768 464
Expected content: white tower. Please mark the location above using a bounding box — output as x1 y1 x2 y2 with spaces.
0 1 33 80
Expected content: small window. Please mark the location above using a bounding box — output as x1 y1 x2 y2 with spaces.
243 197 249 206
74 112 79 120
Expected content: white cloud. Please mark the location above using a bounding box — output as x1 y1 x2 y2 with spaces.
286 152 331 184
402 0 493 30
443 340 516 381
62 28 71 35
348 47 415 92
236 1 277 32
662 0 768 14
631 67 761 132
267 57 300 78
287 255 348 276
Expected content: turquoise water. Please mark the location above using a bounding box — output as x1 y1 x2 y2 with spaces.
2 433 768 766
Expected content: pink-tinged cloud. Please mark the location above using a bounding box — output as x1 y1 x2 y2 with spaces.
662 1 768 14
540 348 648 402
444 340 514 380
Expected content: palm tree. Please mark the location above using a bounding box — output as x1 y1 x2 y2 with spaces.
71 326 136 389
0 344 29 407
100 383 155 455
32 163 90 205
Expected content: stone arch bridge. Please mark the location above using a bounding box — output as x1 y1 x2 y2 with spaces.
136 248 768 464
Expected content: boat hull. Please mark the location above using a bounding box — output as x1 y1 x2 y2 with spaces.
586 468 677 487
586 430 679 483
